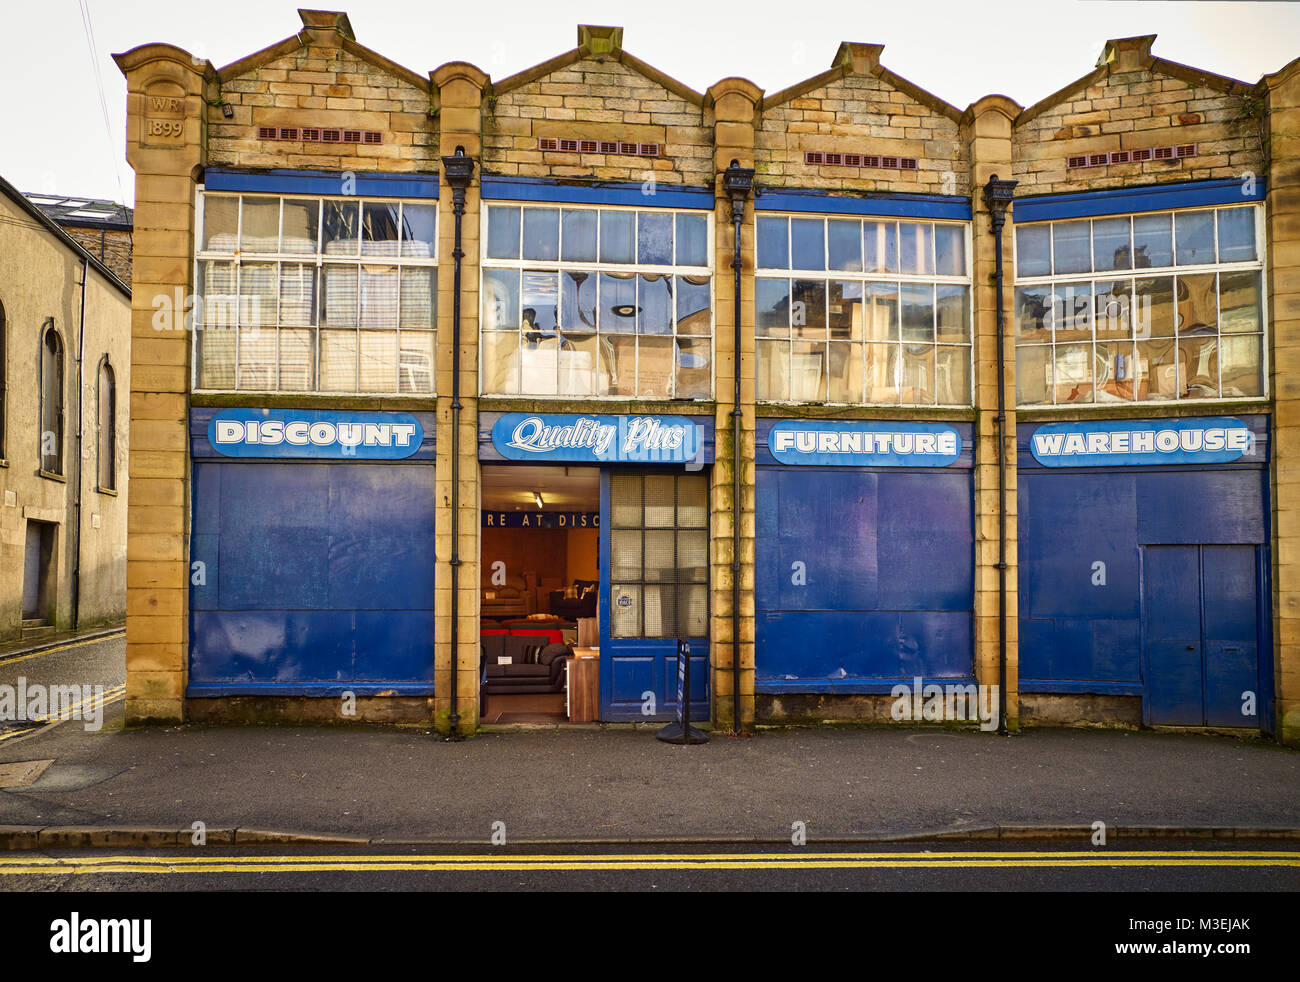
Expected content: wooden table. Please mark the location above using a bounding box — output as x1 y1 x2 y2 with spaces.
566 652 599 723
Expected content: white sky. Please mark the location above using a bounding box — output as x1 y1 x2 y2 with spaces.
2 0 1297 207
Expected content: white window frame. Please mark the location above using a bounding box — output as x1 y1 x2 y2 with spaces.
192 188 439 395
478 200 715 400
1012 201 1268 409
754 212 975 408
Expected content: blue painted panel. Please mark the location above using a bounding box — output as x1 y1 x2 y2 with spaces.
756 611 971 681
1137 470 1266 544
1202 546 1259 727
1144 545 1203 725
481 176 713 210
1013 178 1265 224
204 167 439 199
188 460 436 692
877 473 973 610
755 188 972 220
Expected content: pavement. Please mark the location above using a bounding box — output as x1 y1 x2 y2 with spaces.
1 630 1298 848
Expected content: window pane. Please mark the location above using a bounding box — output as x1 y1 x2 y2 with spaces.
638 274 673 335
319 329 358 391
611 583 640 637
1052 220 1091 274
676 213 708 267
236 328 275 390
521 270 559 334
637 211 673 266
644 530 675 577
400 203 436 258
1176 272 1217 335
1175 210 1215 265
900 343 935 404
486 205 521 259
1053 343 1093 404
610 531 642 581
790 218 825 271
1219 270 1261 333
481 331 520 394
559 334 600 397
561 208 597 262
644 475 675 527
678 477 708 528
864 221 899 274
1096 340 1137 402
1015 286 1051 343
900 283 934 342
1054 282 1093 342
675 275 711 335
520 335 559 394
240 197 280 254
637 337 674 397
790 340 827 401
599 210 635 264
827 341 862 403
935 285 969 343
198 260 238 331
601 335 636 395
756 339 789 401
201 196 239 252
1134 276 1176 339
241 263 278 327
1217 207 1256 263
1179 336 1219 399
279 264 316 327
935 345 970 405
522 207 560 262
675 337 711 399
863 282 899 342
359 330 397 391
680 583 708 637
323 200 360 256
400 266 435 330
399 331 433 394
196 329 236 389
677 529 708 577
1093 280 1132 340
1015 225 1050 278
757 216 789 269
560 271 597 331
1221 334 1263 397
1016 345 1052 406
359 265 399 330
610 473 641 527
599 273 637 332
1136 339 1178 401
865 342 899 403
361 201 401 257
1092 216 1131 272
791 279 826 338
279 328 315 391
935 224 966 276
756 278 791 337
827 219 862 272
482 268 519 331
281 198 320 254
1133 212 1172 269
898 222 933 274
828 280 862 340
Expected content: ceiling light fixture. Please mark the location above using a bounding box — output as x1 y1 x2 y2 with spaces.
533 491 544 509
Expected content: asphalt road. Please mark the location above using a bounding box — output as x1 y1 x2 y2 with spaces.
1 840 1296 892
0 632 125 743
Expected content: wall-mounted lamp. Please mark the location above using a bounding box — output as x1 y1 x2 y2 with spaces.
221 103 234 119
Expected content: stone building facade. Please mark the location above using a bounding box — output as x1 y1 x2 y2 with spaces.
0 175 131 642
114 10 1299 745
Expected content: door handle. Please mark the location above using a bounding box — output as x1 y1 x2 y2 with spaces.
1186 645 1195 650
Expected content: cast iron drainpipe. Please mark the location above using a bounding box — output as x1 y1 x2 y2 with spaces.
442 148 475 740
982 176 1017 737
722 162 754 734
71 258 88 630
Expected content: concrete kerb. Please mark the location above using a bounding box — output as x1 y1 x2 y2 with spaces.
3 825 1297 850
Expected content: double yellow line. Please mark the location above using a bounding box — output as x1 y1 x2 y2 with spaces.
1 849 1296 875
0 683 125 743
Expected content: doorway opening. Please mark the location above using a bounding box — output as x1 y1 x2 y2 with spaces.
22 520 55 627
480 464 600 724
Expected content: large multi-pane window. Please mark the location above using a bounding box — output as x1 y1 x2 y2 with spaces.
1013 204 1265 406
480 203 712 398
609 472 708 639
755 214 973 405
194 192 437 393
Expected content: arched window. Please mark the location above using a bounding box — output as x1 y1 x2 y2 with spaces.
98 357 116 491
39 323 64 476
0 300 6 459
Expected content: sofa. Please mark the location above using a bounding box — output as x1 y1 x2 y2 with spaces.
480 632 573 699
481 571 537 620
549 579 598 621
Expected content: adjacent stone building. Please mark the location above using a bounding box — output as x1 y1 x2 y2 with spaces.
27 193 135 288
114 10 1299 746
0 174 131 642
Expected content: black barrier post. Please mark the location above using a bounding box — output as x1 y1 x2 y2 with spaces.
656 639 709 744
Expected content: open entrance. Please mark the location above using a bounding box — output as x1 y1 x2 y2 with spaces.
480 464 601 724
22 520 55 626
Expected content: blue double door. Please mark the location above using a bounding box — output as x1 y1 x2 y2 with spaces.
1143 544 1262 727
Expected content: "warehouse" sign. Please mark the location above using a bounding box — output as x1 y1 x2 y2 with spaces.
1029 417 1253 467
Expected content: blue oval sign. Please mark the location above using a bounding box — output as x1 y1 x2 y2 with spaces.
768 420 962 467
209 409 424 459
1029 417 1252 467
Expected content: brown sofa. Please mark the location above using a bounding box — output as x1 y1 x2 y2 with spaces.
481 571 537 620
